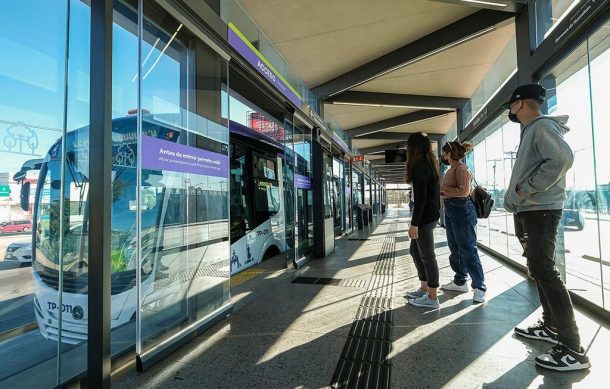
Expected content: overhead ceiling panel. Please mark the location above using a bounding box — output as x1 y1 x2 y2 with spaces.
324 104 417 130
238 0 475 87
352 138 404 150
353 22 516 97
377 112 457 134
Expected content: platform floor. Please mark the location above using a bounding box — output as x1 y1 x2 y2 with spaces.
114 209 609 388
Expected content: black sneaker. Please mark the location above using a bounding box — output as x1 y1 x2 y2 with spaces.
535 344 591 372
514 319 559 344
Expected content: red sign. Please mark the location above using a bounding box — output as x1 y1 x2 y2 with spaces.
248 112 284 142
351 155 364 163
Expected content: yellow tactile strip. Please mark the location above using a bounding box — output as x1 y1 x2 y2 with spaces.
230 268 266 288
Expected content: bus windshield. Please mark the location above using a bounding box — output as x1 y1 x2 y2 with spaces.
33 116 174 291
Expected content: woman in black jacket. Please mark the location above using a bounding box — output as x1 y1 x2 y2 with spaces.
404 132 441 309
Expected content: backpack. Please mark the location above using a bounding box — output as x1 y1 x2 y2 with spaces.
470 177 494 219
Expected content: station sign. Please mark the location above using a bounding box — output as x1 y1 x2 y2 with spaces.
553 0 602 47
142 136 228 178
351 155 365 163
228 23 301 107
294 174 312 190
0 185 10 197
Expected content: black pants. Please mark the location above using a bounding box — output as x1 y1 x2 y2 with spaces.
410 221 439 288
514 210 581 349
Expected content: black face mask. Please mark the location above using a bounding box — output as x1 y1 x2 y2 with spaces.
508 112 520 123
441 157 451 166
508 102 521 123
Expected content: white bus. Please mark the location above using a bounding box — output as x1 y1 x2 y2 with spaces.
15 113 286 344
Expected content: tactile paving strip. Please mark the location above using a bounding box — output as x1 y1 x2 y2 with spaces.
292 277 369 289
330 225 396 389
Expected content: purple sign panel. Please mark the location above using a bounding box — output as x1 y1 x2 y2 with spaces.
228 24 302 107
294 174 312 190
142 135 228 178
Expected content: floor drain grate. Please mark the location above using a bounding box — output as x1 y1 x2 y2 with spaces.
292 276 342 286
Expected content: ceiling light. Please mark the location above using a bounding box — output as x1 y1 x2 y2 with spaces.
457 0 508 7
332 102 453 111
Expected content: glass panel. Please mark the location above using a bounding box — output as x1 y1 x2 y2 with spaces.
0 1 90 385
469 130 490 248
485 120 508 257
352 171 362 227
332 158 343 234
292 119 311 258
501 117 525 266
229 144 252 244
464 36 517 125
589 20 610 309
323 154 333 220
546 37 603 307
283 117 295 266
138 1 230 352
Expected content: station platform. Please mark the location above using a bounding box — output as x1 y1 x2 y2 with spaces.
114 208 609 388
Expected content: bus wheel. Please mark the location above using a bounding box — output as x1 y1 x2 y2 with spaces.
262 246 280 261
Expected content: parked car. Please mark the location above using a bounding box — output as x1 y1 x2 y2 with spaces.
4 241 32 263
0 220 33 233
562 208 585 231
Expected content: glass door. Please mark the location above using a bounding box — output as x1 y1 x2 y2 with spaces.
292 117 312 263
137 1 231 359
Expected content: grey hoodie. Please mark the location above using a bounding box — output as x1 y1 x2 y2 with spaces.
504 115 573 213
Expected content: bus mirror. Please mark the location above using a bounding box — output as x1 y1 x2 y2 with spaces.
21 182 31 211
51 180 61 190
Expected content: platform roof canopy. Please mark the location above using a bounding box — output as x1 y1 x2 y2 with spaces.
239 0 524 183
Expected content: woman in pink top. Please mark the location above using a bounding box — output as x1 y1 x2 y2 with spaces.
439 141 486 303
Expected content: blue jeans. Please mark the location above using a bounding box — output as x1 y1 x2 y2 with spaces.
444 198 486 291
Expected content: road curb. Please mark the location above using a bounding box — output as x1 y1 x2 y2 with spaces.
0 322 38 343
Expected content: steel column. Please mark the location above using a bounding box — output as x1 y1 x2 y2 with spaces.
88 0 113 387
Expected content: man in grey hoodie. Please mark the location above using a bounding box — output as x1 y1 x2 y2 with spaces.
502 84 590 372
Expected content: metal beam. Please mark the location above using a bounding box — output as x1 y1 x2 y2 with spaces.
530 0 610 80
88 0 112 388
348 110 448 137
360 142 407 155
370 159 404 166
327 91 467 110
355 132 444 141
312 9 515 98
427 0 525 13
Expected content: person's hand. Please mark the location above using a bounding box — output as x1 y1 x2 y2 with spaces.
516 184 525 197
409 225 419 239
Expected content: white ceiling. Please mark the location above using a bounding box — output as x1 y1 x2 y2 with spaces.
238 0 518 181
323 104 418 130
239 0 475 86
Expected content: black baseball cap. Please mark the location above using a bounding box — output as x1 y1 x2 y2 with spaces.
500 84 546 109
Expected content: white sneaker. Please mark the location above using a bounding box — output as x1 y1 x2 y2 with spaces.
473 288 486 303
408 295 440 309
441 281 469 293
406 288 428 299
